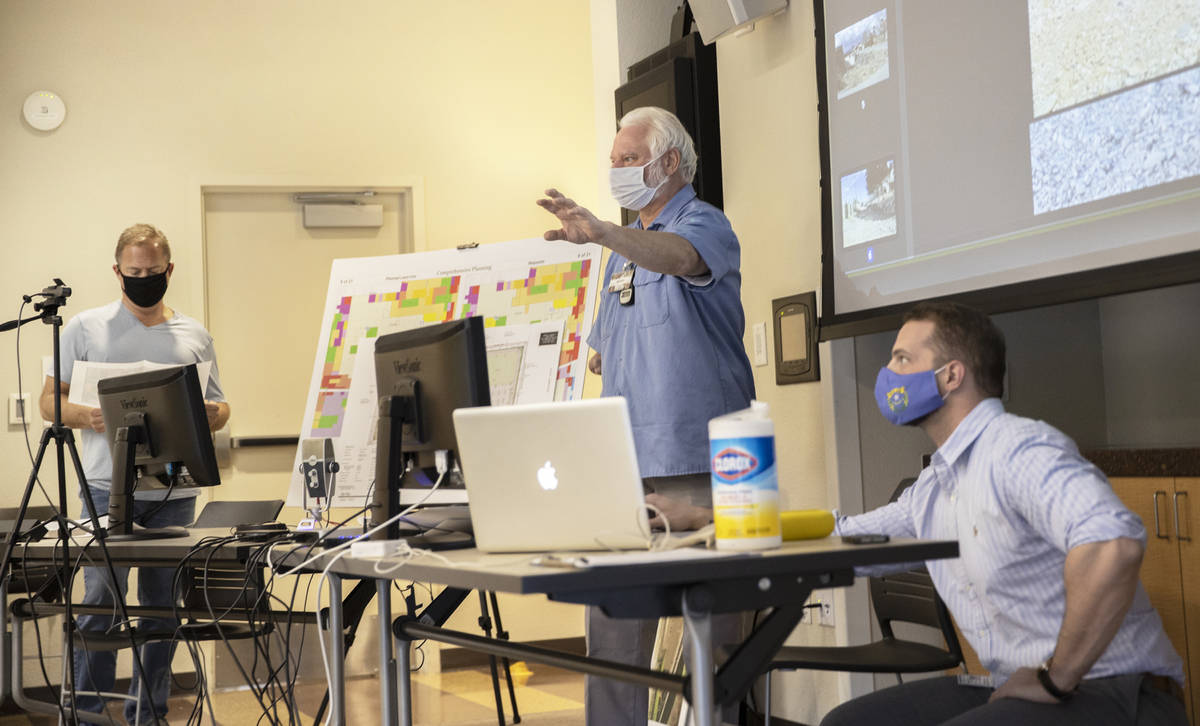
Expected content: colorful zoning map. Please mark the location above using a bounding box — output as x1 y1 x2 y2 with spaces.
288 239 601 506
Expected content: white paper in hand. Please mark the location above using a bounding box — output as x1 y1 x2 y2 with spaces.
67 360 212 408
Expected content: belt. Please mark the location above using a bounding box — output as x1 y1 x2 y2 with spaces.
1144 674 1186 705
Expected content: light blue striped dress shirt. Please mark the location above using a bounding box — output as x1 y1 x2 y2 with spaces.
838 397 1184 686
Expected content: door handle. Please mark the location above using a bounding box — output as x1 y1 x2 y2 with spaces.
1153 491 1168 539
1174 491 1190 542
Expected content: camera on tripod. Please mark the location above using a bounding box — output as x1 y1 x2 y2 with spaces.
32 278 71 316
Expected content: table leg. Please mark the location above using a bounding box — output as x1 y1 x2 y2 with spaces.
377 580 397 726
328 575 345 725
397 627 413 726
682 588 716 726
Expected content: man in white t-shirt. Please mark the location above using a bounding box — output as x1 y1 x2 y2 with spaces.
39 223 230 724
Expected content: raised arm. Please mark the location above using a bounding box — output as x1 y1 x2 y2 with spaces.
537 189 706 277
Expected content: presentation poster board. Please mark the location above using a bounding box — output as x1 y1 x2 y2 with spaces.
287 238 602 507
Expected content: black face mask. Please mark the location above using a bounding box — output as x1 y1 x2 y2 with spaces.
121 271 169 308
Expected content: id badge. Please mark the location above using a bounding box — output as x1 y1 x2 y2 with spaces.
608 262 636 306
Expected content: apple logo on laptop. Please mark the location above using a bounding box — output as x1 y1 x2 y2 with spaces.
537 460 559 491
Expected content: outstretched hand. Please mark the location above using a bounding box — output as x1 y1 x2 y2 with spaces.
536 189 609 246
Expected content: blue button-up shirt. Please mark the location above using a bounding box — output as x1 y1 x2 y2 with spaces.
586 185 755 477
838 398 1184 686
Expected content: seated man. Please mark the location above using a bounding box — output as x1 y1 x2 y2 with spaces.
825 301 1185 726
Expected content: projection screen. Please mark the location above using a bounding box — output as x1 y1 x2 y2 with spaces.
818 0 1200 337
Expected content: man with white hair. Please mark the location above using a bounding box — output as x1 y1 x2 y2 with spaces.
538 106 754 725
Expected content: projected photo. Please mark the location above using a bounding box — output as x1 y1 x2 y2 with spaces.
833 9 889 100
1030 66 1200 215
1029 0 1200 117
841 159 896 248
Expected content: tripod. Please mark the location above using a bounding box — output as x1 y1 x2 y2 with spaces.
0 279 163 725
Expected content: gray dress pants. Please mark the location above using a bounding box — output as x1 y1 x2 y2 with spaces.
585 474 743 726
820 673 1187 726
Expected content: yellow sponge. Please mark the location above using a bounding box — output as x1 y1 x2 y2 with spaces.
780 510 835 540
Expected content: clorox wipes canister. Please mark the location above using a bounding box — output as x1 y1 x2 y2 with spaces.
708 400 782 550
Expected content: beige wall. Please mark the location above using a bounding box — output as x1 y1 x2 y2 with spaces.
0 0 601 654
716 7 828 511
600 2 829 506
597 2 838 720
0 0 598 496
712 5 842 722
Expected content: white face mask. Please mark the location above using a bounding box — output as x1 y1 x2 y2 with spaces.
609 153 667 211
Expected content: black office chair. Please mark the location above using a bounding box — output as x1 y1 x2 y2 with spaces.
761 567 966 723
761 476 966 723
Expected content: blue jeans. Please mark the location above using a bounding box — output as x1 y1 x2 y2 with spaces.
72 487 195 725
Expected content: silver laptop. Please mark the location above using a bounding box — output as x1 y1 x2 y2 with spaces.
452 397 651 552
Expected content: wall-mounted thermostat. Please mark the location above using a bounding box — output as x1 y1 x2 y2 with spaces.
772 291 819 384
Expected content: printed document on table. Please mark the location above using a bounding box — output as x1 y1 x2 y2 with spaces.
66 360 212 409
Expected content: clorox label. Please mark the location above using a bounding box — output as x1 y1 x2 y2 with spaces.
709 435 780 541
710 437 774 485
709 408 782 549
712 448 760 482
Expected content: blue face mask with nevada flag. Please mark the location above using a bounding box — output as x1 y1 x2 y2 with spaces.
874 364 948 426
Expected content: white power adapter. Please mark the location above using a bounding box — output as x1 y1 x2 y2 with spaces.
350 539 409 558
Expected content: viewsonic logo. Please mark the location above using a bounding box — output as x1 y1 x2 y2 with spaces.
120 398 148 410
392 357 422 374
712 448 758 482
537 460 559 491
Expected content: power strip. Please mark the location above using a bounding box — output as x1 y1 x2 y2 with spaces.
350 539 409 558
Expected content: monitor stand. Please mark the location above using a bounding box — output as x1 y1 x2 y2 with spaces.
105 422 188 542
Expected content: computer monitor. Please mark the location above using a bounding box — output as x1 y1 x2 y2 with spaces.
97 364 219 541
371 317 490 539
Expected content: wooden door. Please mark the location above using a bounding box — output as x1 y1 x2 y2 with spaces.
201 188 410 689
203 190 409 438
1112 476 1191 722
1173 477 1200 721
